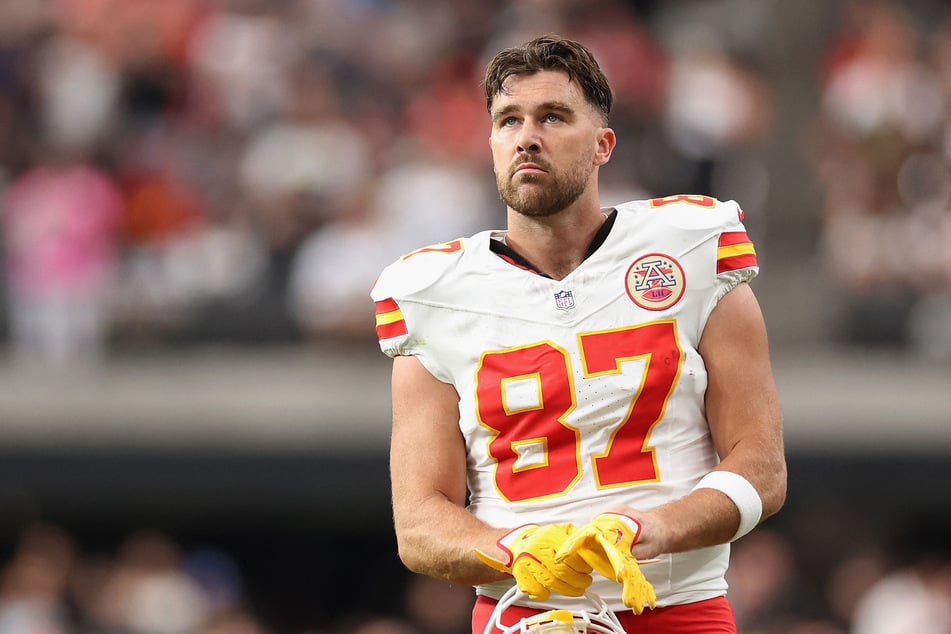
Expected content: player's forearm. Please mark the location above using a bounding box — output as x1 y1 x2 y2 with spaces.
394 496 510 586
627 453 786 559
642 488 743 556
714 435 788 521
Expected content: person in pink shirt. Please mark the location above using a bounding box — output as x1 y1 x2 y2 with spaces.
1 150 123 371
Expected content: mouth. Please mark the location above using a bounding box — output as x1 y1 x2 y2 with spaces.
513 162 547 176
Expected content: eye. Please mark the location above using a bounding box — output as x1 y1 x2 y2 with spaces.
544 113 562 123
502 116 518 127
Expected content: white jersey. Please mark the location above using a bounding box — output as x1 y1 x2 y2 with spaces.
371 196 759 611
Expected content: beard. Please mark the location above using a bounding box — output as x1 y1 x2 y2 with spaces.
497 156 592 218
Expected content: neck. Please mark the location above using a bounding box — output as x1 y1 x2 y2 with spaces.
504 204 607 280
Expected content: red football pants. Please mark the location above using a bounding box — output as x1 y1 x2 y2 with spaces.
472 595 737 633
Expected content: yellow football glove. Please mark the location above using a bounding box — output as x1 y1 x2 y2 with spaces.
475 523 593 601
555 513 656 614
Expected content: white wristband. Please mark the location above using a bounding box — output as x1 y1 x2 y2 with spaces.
692 471 763 542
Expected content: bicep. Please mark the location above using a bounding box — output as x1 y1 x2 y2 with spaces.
699 283 784 474
390 354 467 512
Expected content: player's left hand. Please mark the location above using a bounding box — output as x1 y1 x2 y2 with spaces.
555 512 657 614
475 523 593 601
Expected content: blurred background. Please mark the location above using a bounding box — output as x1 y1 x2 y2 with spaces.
0 0 948 632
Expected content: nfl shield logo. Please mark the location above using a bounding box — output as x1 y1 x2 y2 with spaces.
553 289 575 310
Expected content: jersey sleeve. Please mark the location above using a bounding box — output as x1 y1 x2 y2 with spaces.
643 195 759 326
710 199 758 298
369 238 466 362
693 198 759 328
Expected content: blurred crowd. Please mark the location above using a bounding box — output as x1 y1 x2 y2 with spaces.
0 522 375 634
3 0 948 372
1 0 949 370
0 517 948 634
0 0 783 374
810 0 951 358
0 521 479 634
0 0 949 633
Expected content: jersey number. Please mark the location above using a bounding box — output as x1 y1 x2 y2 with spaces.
649 194 716 208
475 321 682 502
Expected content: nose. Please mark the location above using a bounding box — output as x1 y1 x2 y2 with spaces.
519 140 540 153
516 120 542 154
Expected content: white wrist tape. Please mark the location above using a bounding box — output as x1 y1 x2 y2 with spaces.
692 471 763 541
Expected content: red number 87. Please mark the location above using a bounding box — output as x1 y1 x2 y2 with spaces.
475 321 682 502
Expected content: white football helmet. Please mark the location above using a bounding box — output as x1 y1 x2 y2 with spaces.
483 585 627 634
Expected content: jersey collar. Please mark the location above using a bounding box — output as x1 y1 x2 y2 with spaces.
490 208 618 278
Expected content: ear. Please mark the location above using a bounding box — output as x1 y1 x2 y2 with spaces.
594 127 616 167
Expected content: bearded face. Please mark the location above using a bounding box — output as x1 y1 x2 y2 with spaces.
488 71 609 219
496 151 594 218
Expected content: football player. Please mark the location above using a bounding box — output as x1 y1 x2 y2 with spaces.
372 35 786 633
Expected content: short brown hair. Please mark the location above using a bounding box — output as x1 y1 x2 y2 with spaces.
484 35 613 124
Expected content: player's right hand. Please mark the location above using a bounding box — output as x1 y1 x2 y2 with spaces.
475 523 593 601
554 513 656 613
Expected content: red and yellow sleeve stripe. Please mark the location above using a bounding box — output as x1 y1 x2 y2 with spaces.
717 231 757 274
374 297 408 340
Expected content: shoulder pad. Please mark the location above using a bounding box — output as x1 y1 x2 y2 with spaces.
643 195 746 232
370 237 467 302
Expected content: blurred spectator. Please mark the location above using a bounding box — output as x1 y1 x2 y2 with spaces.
0 146 122 373
850 515 951 634
824 549 888 628
811 1 951 352
236 57 372 247
86 530 208 633
186 0 297 130
0 523 75 634
660 29 774 198
0 2 47 179
183 548 247 624
107 123 271 344
33 32 119 153
287 148 496 339
852 566 951 634
726 529 801 631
